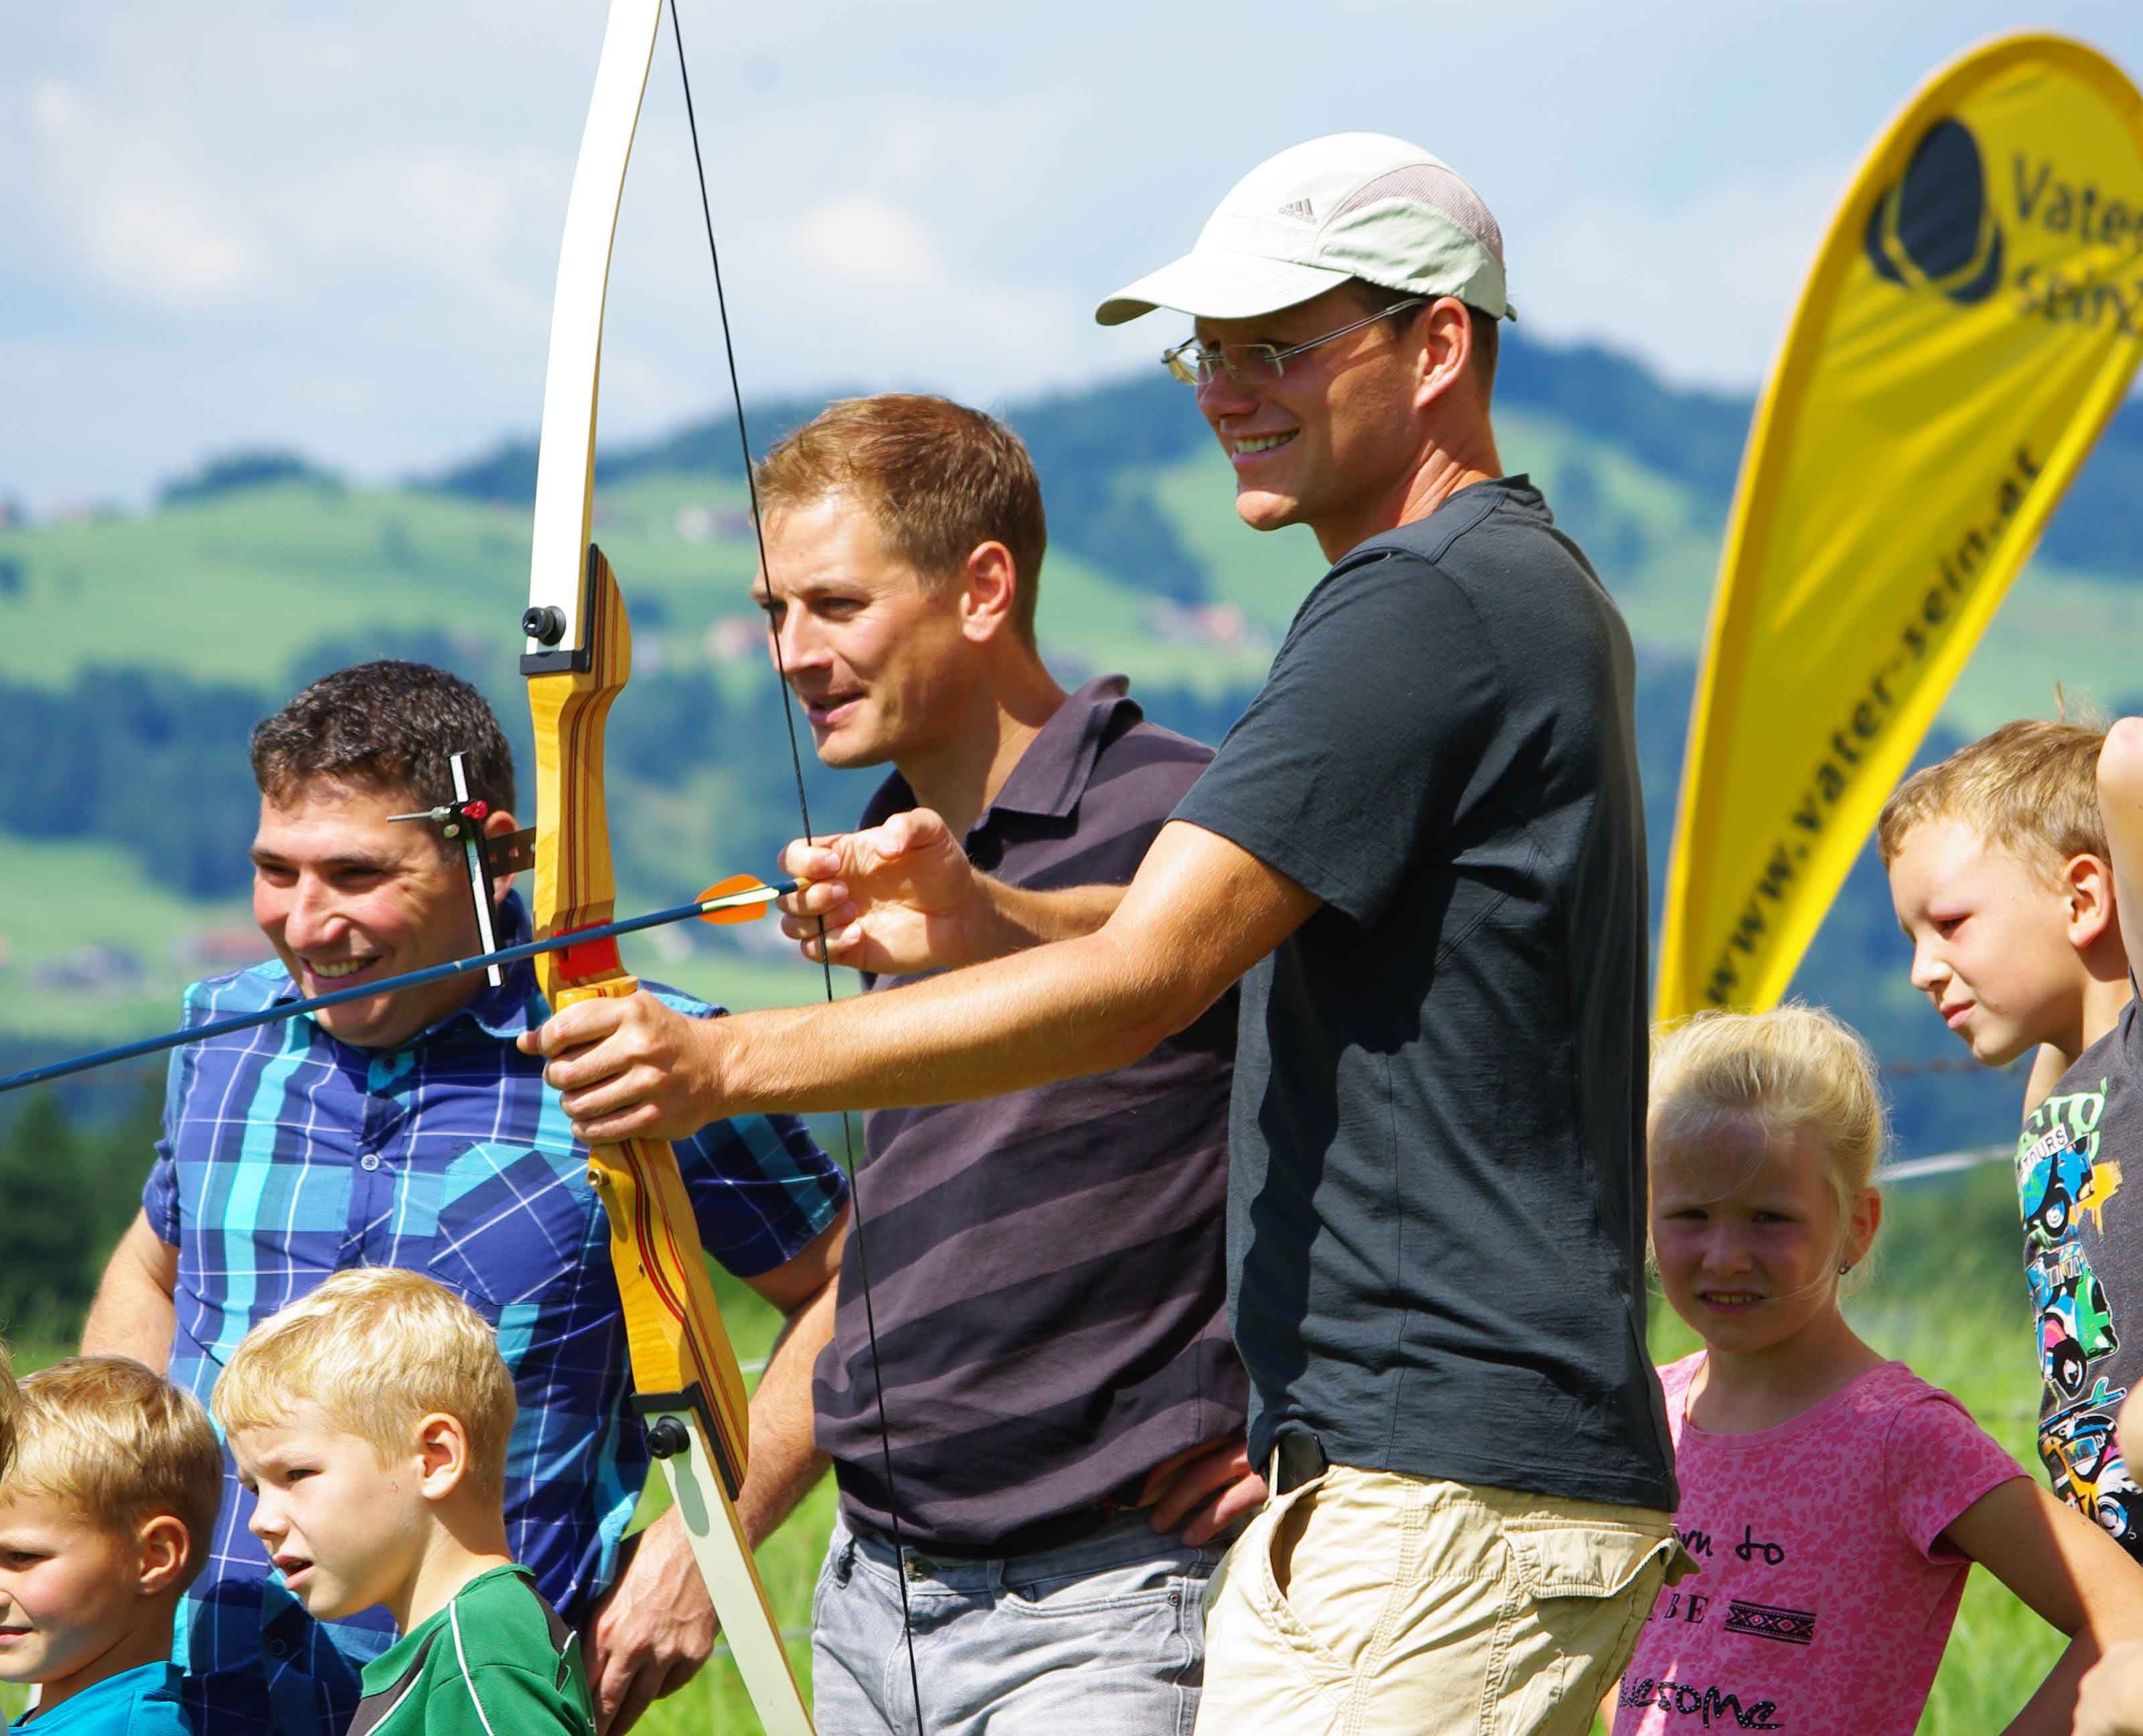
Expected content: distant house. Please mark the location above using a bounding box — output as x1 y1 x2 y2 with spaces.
33 945 147 996
173 927 267 974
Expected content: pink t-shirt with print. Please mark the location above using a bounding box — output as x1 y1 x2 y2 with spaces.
1612 1354 2023 1736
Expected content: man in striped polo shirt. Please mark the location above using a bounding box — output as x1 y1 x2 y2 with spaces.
79 660 850 1736
726 395 1259 1733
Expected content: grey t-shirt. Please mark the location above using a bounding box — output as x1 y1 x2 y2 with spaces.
1172 475 1676 1511
2019 997 2143 1560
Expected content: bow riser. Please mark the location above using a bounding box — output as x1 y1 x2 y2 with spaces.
528 551 810 1736
526 551 752 1462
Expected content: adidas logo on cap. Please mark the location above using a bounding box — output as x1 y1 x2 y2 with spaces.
1277 198 1315 222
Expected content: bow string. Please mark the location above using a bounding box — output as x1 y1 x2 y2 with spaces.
521 3 923 1728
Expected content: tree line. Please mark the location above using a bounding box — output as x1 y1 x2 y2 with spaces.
0 636 2045 1201
0 1074 161 1350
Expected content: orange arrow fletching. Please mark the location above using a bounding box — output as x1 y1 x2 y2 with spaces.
696 874 779 924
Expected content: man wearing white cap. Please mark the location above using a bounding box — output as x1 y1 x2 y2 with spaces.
526 133 1684 1733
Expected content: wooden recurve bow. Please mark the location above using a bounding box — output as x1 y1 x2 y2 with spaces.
517 3 812 1729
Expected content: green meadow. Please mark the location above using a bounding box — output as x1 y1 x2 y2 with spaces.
638 1162 2060 1735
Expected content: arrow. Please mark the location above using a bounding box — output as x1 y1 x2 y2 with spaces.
0 875 795 1097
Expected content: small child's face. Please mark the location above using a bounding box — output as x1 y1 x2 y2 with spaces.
0 1495 146 1692
232 1409 426 1623
1650 1114 1854 1356
1888 818 2082 1066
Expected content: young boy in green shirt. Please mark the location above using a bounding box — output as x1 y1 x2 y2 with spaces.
213 1269 596 1736
0 1357 222 1734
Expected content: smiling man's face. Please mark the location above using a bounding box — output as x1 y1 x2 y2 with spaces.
250 777 496 1050
1189 283 1432 558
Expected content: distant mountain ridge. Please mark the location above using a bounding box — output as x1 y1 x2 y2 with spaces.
413 329 2143 583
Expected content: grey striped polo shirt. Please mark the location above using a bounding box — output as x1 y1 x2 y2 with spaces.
812 675 1244 1556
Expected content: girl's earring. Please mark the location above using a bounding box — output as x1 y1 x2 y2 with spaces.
1838 1261 1854 1275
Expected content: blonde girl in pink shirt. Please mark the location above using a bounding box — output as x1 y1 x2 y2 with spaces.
1610 1004 2143 1736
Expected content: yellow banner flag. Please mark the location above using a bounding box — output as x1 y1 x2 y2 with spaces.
1657 32 2143 1022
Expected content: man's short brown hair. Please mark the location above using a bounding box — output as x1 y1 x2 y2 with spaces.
3 1358 223 1591
1349 279 1498 396
754 394 1049 642
1876 716 2110 876
250 660 515 820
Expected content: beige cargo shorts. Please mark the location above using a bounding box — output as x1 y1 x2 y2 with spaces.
1195 1459 1690 1736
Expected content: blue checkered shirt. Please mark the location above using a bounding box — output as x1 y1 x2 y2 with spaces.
145 895 846 1736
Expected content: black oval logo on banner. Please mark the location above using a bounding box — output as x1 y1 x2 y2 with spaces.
1864 118 2005 304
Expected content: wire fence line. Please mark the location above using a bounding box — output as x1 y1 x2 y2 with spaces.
1879 1055 2002 1079
1880 1142 2012 1185
709 1625 813 1662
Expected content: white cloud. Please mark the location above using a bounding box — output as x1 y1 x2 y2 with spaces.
1518 159 1856 390
86 193 257 311
1 0 2136 510
28 78 80 131
29 75 264 313
785 198 948 293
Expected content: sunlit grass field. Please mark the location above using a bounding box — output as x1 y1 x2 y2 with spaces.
0 1160 2063 1735
646 1161 2059 1735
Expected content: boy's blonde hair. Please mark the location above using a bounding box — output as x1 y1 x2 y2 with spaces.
1876 717 2108 876
1649 1003 1887 1294
212 1268 516 1504
1 1358 222 1590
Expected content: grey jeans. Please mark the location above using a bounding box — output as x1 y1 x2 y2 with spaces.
810 1514 1226 1736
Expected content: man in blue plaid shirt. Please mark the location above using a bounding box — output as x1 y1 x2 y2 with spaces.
79 661 850 1736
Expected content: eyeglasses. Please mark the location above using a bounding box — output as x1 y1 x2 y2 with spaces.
1160 297 1428 388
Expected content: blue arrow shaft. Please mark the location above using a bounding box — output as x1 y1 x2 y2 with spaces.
0 880 796 1097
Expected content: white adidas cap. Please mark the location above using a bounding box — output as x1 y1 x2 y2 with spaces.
1096 132 1515 327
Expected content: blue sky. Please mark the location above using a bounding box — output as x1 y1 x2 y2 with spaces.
5 1 2138 511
